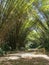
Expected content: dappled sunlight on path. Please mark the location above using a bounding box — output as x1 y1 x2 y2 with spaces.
21 53 49 61
0 52 49 61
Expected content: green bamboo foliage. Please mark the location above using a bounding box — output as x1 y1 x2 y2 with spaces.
0 0 36 50
0 0 49 51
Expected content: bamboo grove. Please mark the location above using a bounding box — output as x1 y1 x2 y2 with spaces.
0 0 49 51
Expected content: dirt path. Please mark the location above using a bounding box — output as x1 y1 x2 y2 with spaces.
0 52 49 62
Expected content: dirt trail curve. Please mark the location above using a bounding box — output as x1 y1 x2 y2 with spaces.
0 52 49 62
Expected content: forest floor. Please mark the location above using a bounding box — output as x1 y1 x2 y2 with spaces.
0 52 49 65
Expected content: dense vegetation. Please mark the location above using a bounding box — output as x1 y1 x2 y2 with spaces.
0 0 49 52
